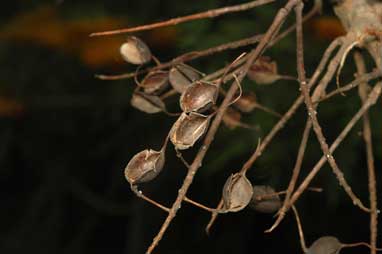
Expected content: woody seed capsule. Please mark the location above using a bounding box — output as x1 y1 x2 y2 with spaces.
234 91 258 113
247 56 280 84
307 236 342 254
124 149 165 185
222 173 253 212
180 81 218 113
120 36 152 65
141 71 169 94
131 92 166 114
169 112 210 150
249 185 281 213
169 64 201 93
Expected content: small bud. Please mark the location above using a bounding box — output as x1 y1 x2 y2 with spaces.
180 81 218 113
131 92 165 114
120 36 152 65
247 56 279 84
222 173 253 212
234 91 258 113
169 112 210 150
307 236 342 254
249 185 281 213
141 71 169 94
124 149 165 185
169 64 201 93
223 107 242 130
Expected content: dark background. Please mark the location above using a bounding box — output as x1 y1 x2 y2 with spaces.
0 0 381 253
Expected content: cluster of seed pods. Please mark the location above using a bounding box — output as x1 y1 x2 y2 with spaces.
122 36 285 215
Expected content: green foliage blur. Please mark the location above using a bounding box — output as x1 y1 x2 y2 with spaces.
0 0 380 254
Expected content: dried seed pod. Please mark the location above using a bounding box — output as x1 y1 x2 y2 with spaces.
169 64 201 93
124 149 165 185
131 92 165 114
247 56 280 84
223 107 242 129
307 236 342 254
120 36 152 65
169 112 210 150
234 91 257 113
140 71 169 94
180 81 218 113
222 173 253 212
249 185 281 213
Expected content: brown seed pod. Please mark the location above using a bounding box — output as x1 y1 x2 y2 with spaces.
179 81 218 113
223 107 242 129
234 91 257 113
169 112 210 150
249 185 282 213
140 71 169 94
120 36 152 65
131 92 166 114
169 64 201 93
307 236 342 254
222 173 253 212
124 148 165 185
247 56 280 85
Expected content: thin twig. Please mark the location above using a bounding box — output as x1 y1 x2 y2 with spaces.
291 205 308 253
296 4 369 213
354 50 378 254
285 82 382 218
91 0 275 36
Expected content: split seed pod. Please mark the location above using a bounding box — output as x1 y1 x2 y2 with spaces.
124 148 165 185
222 173 253 212
169 64 201 93
131 91 166 114
180 81 218 113
249 185 281 213
120 36 152 65
234 91 257 113
247 56 280 84
169 112 210 150
140 71 169 94
307 236 342 254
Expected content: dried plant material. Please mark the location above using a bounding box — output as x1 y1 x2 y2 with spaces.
120 36 152 65
234 91 257 112
169 112 210 150
124 149 165 185
169 64 201 93
222 173 253 212
307 236 341 254
131 92 166 114
247 56 280 84
140 71 169 94
249 185 281 213
223 107 242 129
180 81 218 113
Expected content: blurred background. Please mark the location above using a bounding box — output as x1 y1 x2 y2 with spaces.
1 0 381 253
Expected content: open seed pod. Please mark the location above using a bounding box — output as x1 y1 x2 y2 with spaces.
307 236 342 254
169 64 201 93
222 173 253 212
169 112 210 150
234 91 257 113
131 91 166 114
124 148 165 185
249 185 281 213
120 36 152 65
180 81 218 113
140 71 169 94
247 56 280 85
